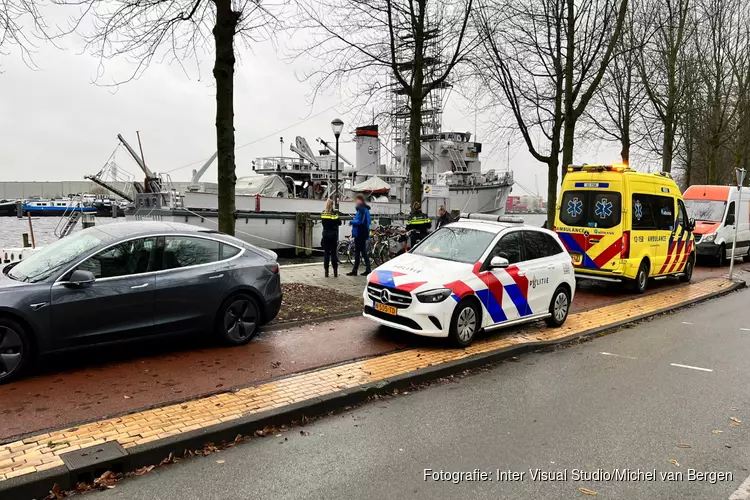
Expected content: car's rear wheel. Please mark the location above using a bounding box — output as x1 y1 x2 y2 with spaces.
545 286 571 327
449 299 479 347
679 254 695 283
0 318 31 385
217 294 260 346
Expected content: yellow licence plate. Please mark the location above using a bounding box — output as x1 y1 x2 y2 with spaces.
571 253 583 265
374 302 397 315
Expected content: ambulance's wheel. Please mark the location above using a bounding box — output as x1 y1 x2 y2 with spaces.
633 261 649 294
743 247 750 263
449 299 479 347
545 286 570 327
679 254 695 283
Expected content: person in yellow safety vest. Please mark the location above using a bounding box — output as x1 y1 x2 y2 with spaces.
321 199 342 277
406 201 431 248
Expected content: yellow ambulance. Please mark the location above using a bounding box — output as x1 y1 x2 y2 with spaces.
553 164 696 293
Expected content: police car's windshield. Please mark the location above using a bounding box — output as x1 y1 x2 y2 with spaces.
411 227 496 263
684 199 726 223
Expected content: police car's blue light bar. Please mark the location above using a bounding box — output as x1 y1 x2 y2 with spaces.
460 213 525 224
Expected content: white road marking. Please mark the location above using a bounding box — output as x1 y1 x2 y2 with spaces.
682 321 694 325
670 363 713 372
729 473 750 500
600 352 637 360
741 328 750 332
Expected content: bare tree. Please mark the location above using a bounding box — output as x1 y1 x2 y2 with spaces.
584 14 648 164
64 0 279 235
476 0 564 226
636 0 694 173
560 0 629 171
293 0 477 204
477 0 626 226
0 0 61 68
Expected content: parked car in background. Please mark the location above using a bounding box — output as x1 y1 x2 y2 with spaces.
683 185 750 266
0 222 282 383
363 213 575 346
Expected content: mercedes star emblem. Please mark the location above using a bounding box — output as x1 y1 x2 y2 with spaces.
381 289 390 304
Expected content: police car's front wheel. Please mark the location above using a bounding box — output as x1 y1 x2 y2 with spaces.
449 300 480 347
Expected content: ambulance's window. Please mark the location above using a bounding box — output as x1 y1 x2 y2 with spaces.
654 196 675 231
560 191 621 229
592 193 621 228
676 200 686 228
632 194 658 229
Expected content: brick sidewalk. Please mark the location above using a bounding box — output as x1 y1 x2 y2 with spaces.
0 277 737 483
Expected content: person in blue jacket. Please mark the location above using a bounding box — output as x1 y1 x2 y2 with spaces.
347 193 372 276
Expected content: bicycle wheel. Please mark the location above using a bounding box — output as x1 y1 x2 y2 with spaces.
337 241 350 265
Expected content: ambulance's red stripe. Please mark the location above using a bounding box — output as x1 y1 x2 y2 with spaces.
592 239 623 269
667 239 686 273
659 241 678 274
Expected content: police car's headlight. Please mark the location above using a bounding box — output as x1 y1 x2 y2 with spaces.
703 233 716 243
416 288 452 303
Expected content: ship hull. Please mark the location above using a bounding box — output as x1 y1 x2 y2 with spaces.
125 183 513 251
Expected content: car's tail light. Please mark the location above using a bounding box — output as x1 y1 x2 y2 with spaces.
265 264 279 274
621 231 630 259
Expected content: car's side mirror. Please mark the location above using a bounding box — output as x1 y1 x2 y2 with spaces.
66 269 96 288
490 256 510 269
688 218 696 231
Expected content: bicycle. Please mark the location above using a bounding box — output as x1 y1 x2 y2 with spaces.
336 234 374 265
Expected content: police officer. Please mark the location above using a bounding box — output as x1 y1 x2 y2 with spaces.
321 199 341 277
406 201 431 248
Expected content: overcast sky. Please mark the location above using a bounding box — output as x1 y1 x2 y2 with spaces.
0 23 624 200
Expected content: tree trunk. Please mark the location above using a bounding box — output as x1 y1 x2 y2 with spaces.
662 114 674 173
408 94 423 205
213 0 239 235
546 159 559 228
620 139 630 164
561 0 575 176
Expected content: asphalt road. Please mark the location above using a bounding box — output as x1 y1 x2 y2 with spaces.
92 287 750 500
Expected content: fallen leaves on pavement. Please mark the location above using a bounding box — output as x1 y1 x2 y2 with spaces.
676 443 692 448
273 284 361 324
730 417 742 424
579 487 598 496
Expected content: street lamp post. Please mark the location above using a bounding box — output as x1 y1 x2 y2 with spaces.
729 167 746 281
331 118 344 210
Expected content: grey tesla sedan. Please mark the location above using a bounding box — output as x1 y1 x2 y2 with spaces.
0 221 282 383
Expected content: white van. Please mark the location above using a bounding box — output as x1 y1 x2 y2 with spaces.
683 185 750 265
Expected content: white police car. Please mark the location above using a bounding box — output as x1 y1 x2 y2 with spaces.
363 213 576 346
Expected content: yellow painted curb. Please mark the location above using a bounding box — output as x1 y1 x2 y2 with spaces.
0 278 738 481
